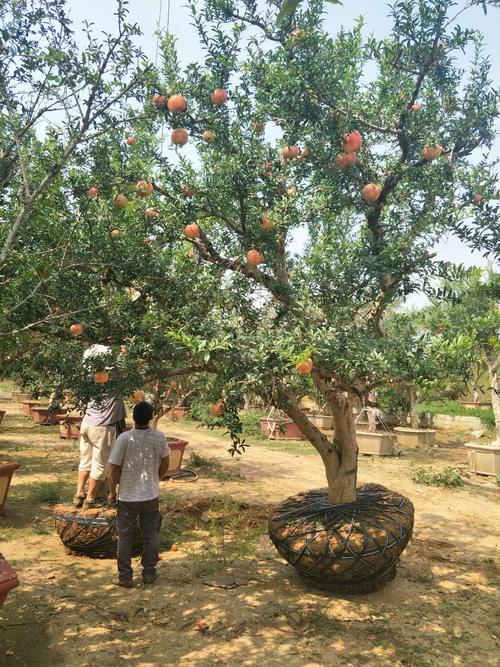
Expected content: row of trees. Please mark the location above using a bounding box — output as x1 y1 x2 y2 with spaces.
1 0 499 503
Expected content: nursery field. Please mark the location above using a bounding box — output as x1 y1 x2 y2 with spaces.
0 400 499 667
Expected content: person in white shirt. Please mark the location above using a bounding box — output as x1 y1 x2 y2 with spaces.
108 401 170 587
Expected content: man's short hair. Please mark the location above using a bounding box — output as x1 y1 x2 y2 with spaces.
133 401 154 426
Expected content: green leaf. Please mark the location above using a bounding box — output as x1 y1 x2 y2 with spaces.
325 0 343 4
276 0 302 27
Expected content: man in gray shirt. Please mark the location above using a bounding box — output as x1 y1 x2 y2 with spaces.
108 401 170 587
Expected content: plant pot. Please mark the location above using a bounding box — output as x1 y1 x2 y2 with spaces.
357 431 396 456
21 400 44 417
464 442 500 476
162 437 188 478
59 414 83 440
0 462 20 512
260 418 304 440
53 504 152 558
0 410 5 426
394 427 436 447
460 401 491 411
11 391 31 403
171 406 188 420
30 407 60 425
355 421 369 433
268 484 414 594
308 414 334 430
0 554 19 609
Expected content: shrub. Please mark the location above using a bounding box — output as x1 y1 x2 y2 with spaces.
411 466 464 488
238 410 267 440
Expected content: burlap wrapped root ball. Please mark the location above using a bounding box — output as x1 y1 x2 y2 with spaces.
53 504 152 558
268 483 414 594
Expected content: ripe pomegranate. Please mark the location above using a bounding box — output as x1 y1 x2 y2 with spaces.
69 323 83 336
202 130 216 144
110 229 121 238
211 88 229 105
184 223 200 239
281 145 300 161
94 371 109 384
342 130 362 153
181 184 196 198
335 152 357 168
247 249 263 266
361 183 382 202
210 400 224 416
145 207 160 218
171 128 189 146
133 390 144 402
152 94 167 109
411 102 422 112
300 146 311 159
474 193 483 205
196 619 209 632
421 144 443 160
113 194 129 209
260 214 273 230
87 186 99 198
136 180 154 197
296 357 313 374
126 135 136 145
167 94 187 113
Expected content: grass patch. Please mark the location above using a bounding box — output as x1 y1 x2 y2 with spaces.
188 452 245 481
411 466 464 488
419 400 494 428
10 479 70 505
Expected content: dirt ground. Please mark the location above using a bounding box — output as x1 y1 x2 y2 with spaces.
0 399 499 667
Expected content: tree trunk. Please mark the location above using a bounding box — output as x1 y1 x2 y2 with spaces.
366 389 377 432
277 386 357 504
328 392 358 503
486 359 500 441
408 386 419 429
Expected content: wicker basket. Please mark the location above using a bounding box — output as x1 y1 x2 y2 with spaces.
53 504 150 558
268 483 414 594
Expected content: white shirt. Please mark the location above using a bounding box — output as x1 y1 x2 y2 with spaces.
109 428 170 502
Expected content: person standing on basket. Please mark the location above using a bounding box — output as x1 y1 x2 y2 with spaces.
74 345 127 510
108 401 170 588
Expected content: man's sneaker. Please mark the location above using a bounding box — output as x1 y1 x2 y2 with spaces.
142 573 157 585
114 579 133 589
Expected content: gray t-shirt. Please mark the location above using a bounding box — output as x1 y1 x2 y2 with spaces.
109 428 170 502
84 395 126 426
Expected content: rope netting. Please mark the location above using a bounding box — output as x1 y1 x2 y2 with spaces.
268 483 414 594
53 504 145 558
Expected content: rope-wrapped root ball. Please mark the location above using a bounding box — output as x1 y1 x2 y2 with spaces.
268 483 414 594
53 504 157 558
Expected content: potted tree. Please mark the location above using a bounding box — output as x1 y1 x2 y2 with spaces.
131 0 496 593
423 269 500 474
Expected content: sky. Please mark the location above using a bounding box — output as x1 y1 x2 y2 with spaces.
66 0 499 305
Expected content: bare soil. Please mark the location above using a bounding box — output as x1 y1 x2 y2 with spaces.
0 401 499 667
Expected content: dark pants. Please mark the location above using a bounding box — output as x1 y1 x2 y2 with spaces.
116 498 160 582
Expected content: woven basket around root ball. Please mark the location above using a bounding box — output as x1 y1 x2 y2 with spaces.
268 483 414 594
53 504 155 558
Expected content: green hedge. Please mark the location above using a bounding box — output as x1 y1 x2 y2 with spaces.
418 400 494 428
